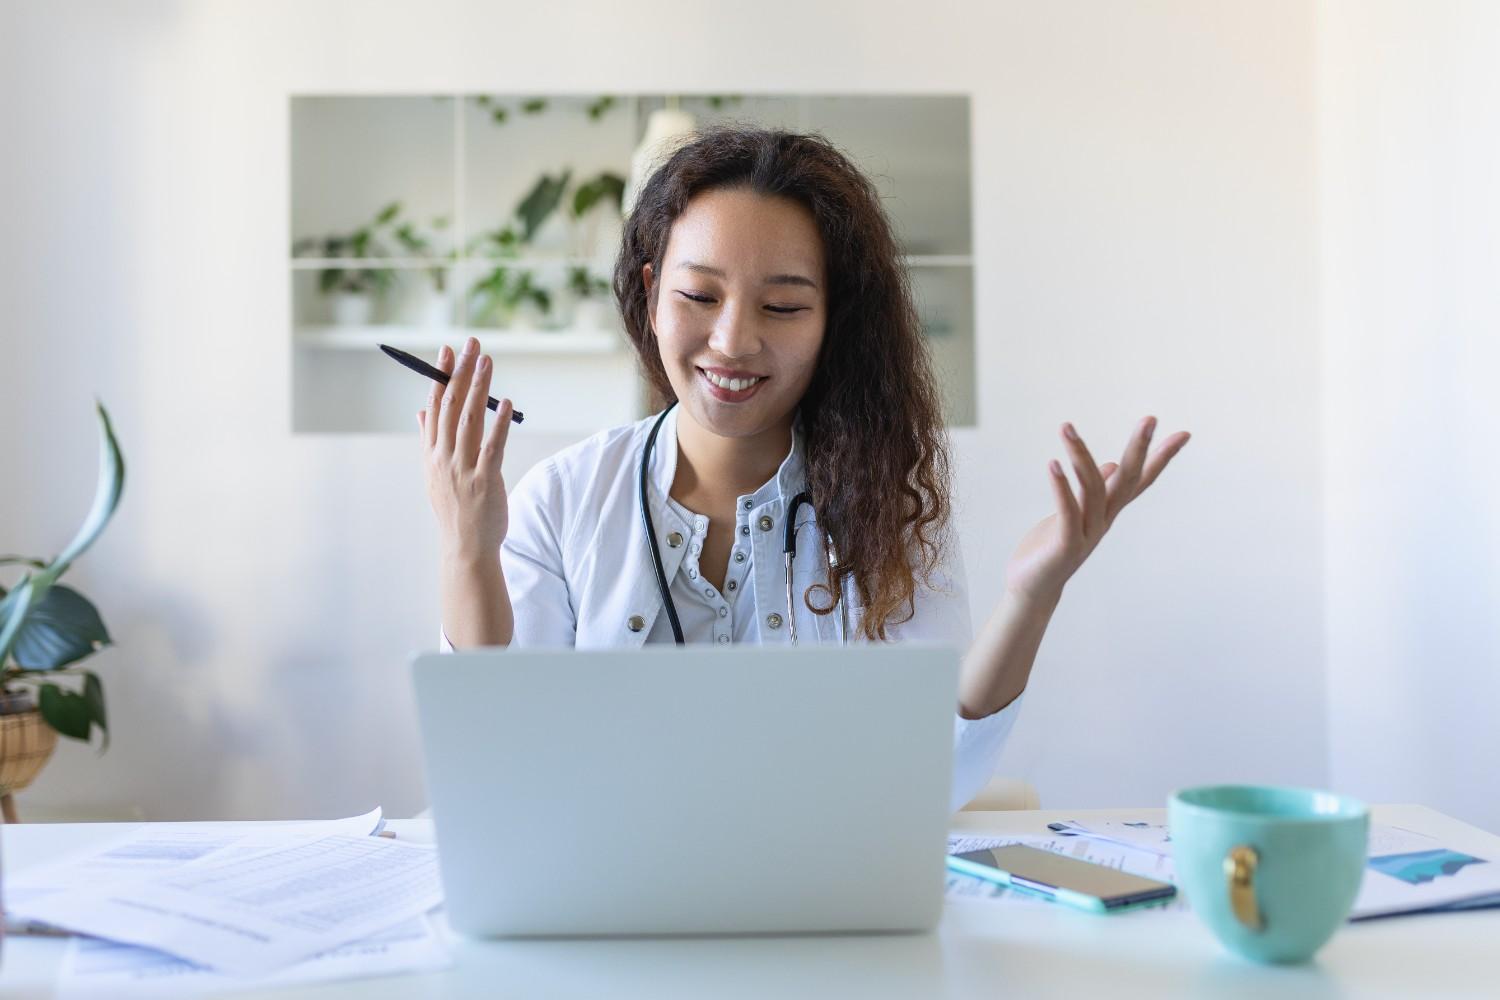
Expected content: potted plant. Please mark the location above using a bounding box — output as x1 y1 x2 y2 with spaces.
566 265 614 330
569 171 626 262
467 219 552 330
390 211 452 327
291 202 406 325
0 400 123 822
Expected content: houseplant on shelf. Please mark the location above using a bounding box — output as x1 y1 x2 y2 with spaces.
389 210 452 327
0 400 124 822
292 201 446 326
566 265 614 331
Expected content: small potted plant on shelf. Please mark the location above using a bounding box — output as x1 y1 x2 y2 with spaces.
0 400 124 823
390 211 453 327
293 201 447 326
566 266 614 331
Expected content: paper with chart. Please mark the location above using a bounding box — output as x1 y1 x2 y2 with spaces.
1351 823 1500 919
3 807 386 930
56 915 450 998
945 832 1189 914
16 833 444 976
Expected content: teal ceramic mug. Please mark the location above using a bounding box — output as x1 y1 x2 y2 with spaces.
1168 784 1369 964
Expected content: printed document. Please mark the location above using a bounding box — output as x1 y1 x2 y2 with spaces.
56 915 450 997
17 833 444 976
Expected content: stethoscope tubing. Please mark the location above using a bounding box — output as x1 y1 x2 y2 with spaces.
639 402 839 646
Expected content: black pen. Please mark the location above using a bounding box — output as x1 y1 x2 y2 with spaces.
379 344 524 424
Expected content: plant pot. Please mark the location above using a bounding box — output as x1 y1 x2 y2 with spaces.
329 291 375 326
571 298 613 331
0 694 59 822
413 289 451 328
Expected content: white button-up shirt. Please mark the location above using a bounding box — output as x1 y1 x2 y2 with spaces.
440 405 1024 812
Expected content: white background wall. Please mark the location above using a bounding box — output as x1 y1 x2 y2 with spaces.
0 0 1475 829
1319 0 1500 833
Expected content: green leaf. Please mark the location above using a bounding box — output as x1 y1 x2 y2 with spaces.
48 401 125 578
84 671 108 750
516 170 572 242
375 202 401 225
10 582 111 670
0 556 49 569
38 682 92 741
521 98 546 114
0 574 41 668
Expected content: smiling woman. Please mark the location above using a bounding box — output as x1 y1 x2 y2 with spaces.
617 127 949 638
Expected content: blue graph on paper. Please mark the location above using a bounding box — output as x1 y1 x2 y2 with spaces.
1367 848 1487 885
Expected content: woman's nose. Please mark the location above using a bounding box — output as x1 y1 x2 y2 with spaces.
707 301 763 359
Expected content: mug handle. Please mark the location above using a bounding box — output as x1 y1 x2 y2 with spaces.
1224 845 1265 931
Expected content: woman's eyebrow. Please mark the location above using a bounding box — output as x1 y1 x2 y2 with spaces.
676 260 818 291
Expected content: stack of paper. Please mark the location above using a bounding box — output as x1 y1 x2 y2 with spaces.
4 809 451 991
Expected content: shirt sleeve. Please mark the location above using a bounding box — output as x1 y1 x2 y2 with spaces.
438 456 577 651
499 457 577 646
884 529 1027 813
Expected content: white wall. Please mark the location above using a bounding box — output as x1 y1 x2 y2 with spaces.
0 0 1324 820
1319 0 1500 832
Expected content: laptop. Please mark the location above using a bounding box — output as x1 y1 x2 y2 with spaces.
410 643 959 937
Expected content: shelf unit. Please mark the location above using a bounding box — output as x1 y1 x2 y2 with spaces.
291 94 975 433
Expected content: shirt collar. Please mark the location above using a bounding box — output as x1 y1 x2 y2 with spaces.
648 404 808 511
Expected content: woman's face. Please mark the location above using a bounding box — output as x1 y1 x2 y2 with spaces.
643 187 826 441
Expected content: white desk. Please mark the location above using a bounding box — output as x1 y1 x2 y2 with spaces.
2 805 1496 998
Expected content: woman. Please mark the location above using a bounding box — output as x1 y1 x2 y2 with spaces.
418 124 1190 811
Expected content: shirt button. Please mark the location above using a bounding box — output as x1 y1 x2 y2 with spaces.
694 516 707 533
733 551 746 564
628 615 646 632
743 499 754 511
666 531 684 548
718 606 729 618
703 587 714 598
758 515 774 532
766 613 783 630
717 634 730 644
739 525 750 536
688 568 698 580
727 580 738 591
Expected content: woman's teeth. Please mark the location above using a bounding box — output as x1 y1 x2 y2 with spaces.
703 371 763 392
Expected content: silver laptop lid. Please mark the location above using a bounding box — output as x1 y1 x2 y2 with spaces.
412 643 959 937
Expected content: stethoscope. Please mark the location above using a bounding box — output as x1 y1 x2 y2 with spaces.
638 402 844 645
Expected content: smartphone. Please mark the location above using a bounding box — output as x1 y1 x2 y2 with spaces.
947 844 1177 914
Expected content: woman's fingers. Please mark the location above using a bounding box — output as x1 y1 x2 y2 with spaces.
1048 459 1081 536
1106 416 1155 518
437 337 479 457
1135 432 1192 493
1061 423 1108 536
455 352 492 467
425 345 454 450
482 398 514 475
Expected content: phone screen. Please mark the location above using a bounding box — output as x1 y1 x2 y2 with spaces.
952 844 1176 907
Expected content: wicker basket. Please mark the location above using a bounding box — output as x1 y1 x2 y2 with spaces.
0 708 59 798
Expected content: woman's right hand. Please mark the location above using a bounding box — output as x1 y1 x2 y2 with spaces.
418 336 515 562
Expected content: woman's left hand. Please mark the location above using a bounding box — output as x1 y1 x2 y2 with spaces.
1003 416 1191 604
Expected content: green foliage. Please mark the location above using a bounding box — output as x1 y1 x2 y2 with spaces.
1 400 124 749
292 202 449 295
568 266 611 300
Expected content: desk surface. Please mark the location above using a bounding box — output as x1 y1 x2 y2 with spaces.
2 804 1496 999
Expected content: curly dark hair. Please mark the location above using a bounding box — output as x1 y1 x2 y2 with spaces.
613 122 953 641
